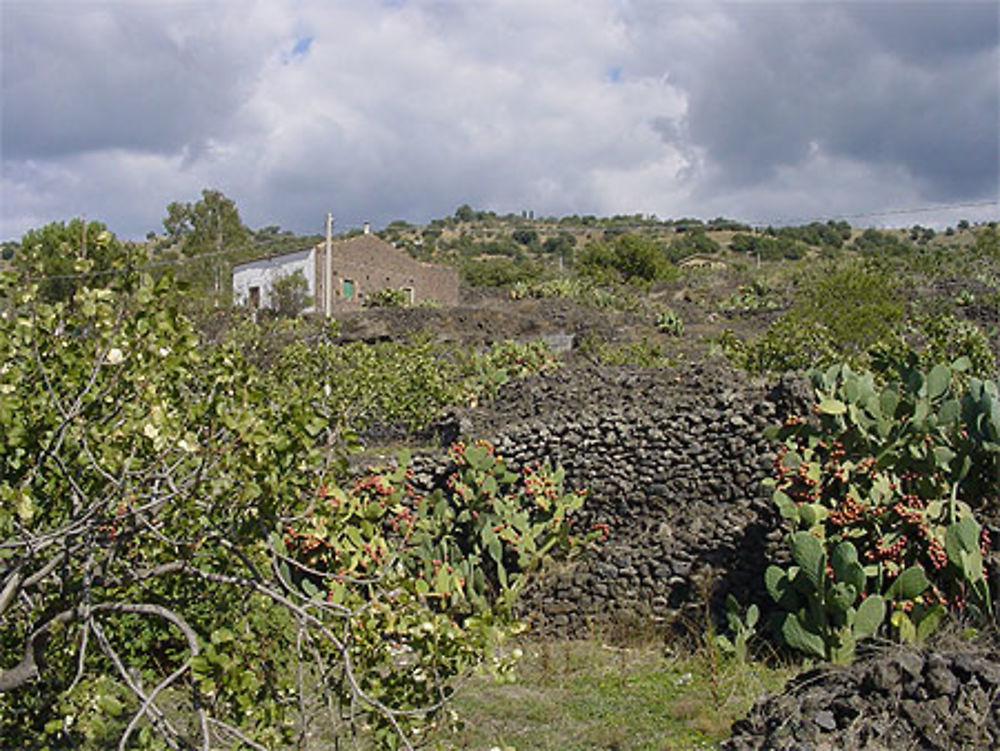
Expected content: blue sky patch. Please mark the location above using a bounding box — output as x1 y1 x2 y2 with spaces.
290 35 314 58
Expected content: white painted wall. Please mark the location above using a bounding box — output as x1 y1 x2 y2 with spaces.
232 248 315 311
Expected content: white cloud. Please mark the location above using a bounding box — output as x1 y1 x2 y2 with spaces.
1 0 996 240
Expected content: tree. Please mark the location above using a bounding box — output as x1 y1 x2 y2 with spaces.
614 234 674 282
454 204 475 223
268 270 312 317
577 234 676 285
163 189 250 300
13 219 137 302
975 222 998 258
0 263 588 749
511 228 538 247
542 232 576 256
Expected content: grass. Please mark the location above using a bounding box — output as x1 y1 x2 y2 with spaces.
438 637 796 751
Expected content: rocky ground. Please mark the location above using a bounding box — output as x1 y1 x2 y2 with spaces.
722 642 1000 751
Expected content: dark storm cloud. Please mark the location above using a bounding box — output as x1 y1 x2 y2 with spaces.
845 1 998 64
1 2 266 161
643 1 999 204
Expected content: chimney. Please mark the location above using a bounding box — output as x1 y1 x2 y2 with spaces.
363 221 371 235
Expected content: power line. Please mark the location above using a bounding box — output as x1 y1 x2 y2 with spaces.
736 199 998 229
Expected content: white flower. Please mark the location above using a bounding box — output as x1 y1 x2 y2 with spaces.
158 346 170 357
143 423 159 440
105 347 125 364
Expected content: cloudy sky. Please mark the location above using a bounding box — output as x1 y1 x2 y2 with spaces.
2 0 997 241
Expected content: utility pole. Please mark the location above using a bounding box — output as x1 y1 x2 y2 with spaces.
325 213 333 316
214 211 223 306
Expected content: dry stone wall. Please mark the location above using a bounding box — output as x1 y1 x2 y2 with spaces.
415 363 813 635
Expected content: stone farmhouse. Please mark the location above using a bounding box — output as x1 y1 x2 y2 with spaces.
232 224 459 313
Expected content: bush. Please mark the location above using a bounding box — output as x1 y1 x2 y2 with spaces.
734 262 904 374
268 269 312 316
764 361 998 663
576 234 678 285
363 286 410 308
655 308 684 336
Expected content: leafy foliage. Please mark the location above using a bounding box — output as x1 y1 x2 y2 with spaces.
363 286 411 308
655 308 684 337
727 261 905 374
764 361 998 662
12 220 139 302
575 234 679 285
162 188 250 300
267 269 312 317
465 339 561 404
0 260 588 749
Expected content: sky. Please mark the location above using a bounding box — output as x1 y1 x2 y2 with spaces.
2 0 998 241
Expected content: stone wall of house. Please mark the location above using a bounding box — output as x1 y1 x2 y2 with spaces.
317 235 460 309
403 364 814 636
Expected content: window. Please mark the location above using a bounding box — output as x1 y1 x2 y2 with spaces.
343 279 356 301
403 286 415 304
248 286 261 309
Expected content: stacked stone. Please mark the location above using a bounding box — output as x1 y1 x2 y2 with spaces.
440 364 809 634
723 646 1000 750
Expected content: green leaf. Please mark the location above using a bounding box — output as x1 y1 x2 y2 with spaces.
960 550 984 582
915 604 946 642
790 531 824 588
891 609 917 643
933 446 956 469
781 613 826 659
765 565 788 603
926 364 951 400
854 595 885 638
945 516 981 566
799 503 828 528
951 356 971 373
830 582 857 612
818 398 847 415
96 693 123 717
211 628 235 645
465 444 493 472
938 398 961 425
887 566 929 601
301 578 320 598
831 542 865 592
773 489 799 522
880 388 900 418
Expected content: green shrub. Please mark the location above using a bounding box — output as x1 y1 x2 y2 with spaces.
913 313 997 379
284 442 594 744
764 361 998 663
0 264 588 750
577 335 676 368
576 234 678 285
363 286 410 308
733 262 905 374
466 339 560 402
655 308 684 336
